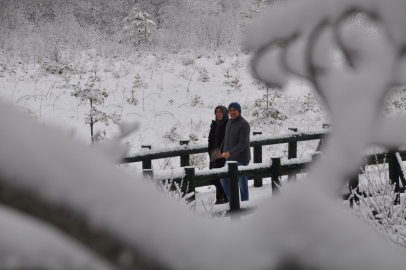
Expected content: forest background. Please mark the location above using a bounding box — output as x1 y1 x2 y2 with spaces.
0 0 254 58
1 0 328 171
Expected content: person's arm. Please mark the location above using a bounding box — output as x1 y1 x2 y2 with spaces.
228 122 250 158
208 128 213 156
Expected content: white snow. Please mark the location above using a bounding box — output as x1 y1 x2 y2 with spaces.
3 0 406 269
281 157 312 166
153 167 186 180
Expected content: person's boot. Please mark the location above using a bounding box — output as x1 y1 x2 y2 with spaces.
215 196 228 205
215 198 224 205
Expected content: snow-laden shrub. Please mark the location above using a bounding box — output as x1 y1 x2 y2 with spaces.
85 108 120 136
41 61 74 75
190 154 207 170
46 36 66 64
252 93 288 121
181 56 195 66
179 67 193 79
215 54 225 65
71 77 120 144
39 36 75 75
125 73 145 106
239 0 270 28
153 176 195 213
383 87 406 115
190 95 204 107
223 70 241 91
122 4 156 46
231 58 243 70
344 157 406 251
297 92 323 115
197 68 210 82
163 126 181 143
127 90 139 105
132 73 147 89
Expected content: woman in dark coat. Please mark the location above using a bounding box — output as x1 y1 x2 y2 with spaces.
208 105 229 204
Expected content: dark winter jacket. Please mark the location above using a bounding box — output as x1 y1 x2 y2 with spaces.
208 106 229 169
223 115 251 161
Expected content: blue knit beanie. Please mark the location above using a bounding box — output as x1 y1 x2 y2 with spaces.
228 102 241 114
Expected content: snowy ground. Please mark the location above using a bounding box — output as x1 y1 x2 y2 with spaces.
1 41 406 270
195 175 307 218
0 52 326 213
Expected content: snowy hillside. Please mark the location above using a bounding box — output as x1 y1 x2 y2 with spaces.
0 51 327 171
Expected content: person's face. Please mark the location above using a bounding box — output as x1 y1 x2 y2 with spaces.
215 108 223 121
229 107 239 119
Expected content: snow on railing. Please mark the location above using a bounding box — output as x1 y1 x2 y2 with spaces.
131 142 208 157
123 128 330 161
249 128 330 143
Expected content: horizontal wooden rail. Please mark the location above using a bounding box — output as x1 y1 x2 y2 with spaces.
122 130 329 164
177 151 406 188
154 155 318 211
249 132 325 147
154 158 313 188
345 150 406 207
155 149 406 210
364 150 406 165
129 125 330 212
123 147 207 163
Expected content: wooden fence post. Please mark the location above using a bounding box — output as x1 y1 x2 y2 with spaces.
228 161 240 212
388 151 400 204
184 166 196 206
288 128 297 182
141 145 152 180
253 131 263 187
271 157 281 196
180 140 190 167
141 145 152 170
316 123 330 152
397 153 406 193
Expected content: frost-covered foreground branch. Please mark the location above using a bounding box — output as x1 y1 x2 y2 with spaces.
1 104 406 270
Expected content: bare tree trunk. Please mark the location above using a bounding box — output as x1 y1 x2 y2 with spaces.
91 120 94 145
90 99 94 144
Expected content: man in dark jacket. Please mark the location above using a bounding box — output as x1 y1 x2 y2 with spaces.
208 105 229 204
221 102 251 201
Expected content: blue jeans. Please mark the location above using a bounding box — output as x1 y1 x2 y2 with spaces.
220 160 250 201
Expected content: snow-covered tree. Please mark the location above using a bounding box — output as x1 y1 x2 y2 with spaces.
240 0 286 28
127 73 146 105
123 4 157 46
71 77 120 144
141 0 169 27
239 0 268 28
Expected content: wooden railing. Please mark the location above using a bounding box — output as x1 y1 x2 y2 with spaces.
348 150 406 206
152 155 319 212
121 125 406 210
122 124 331 172
121 125 330 211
